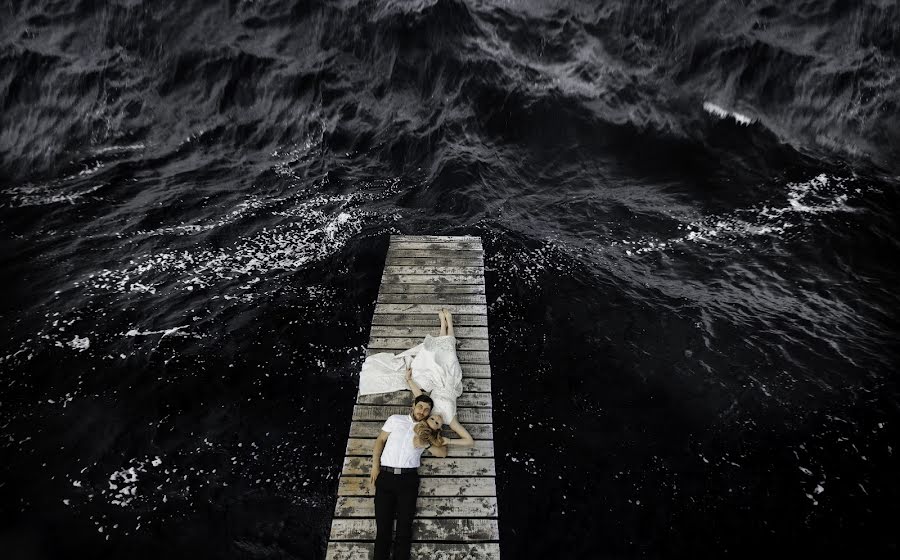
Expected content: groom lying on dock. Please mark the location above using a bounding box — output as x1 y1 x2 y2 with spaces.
369 365 474 560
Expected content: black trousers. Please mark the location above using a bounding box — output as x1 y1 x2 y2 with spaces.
373 471 419 560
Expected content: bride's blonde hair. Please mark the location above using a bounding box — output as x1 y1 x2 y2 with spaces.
414 421 445 448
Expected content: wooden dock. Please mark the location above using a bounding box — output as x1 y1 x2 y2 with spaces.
326 235 500 559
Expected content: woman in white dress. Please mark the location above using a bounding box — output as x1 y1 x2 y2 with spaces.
359 309 470 434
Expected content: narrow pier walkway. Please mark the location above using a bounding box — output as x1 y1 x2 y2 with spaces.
326 235 499 559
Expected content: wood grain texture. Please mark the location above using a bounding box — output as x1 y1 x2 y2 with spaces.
371 313 488 326
343 457 496 476
326 542 500 560
335 496 498 518
367 336 489 351
384 265 484 276
376 293 488 305
387 249 484 259
337 475 497 497
376 283 486 295
390 235 482 242
382 274 484 285
369 325 489 339
386 257 484 267
388 241 483 251
356 391 491 407
349 422 493 439
344 438 494 457
373 303 487 315
329 518 499 541
352 405 492 423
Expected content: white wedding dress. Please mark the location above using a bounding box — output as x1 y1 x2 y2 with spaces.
358 334 463 423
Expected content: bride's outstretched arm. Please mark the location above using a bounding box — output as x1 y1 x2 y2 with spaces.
405 365 423 397
444 417 474 447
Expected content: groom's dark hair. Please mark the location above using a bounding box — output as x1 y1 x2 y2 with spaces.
413 394 434 409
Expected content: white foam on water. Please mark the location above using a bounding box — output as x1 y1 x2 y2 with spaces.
67 336 90 351
703 101 753 126
619 174 856 256
3 184 103 207
81 205 366 295
92 143 146 155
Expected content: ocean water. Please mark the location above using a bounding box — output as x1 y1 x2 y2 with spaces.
1 0 898 558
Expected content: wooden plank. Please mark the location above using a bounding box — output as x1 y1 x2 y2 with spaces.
335 496 498 518
350 422 493 439
382 274 484 285
386 257 484 267
373 303 486 315
387 249 483 259
368 337 489 351
338 476 496 497
326 542 500 560
383 265 484 276
364 349 490 366
352 405 492 424
369 325 489 339
376 293 487 305
356 391 491 408
329 518 499 541
345 439 494 457
388 241 482 251
390 235 482 243
377 283 485 295
371 314 487 326
343 457 495 476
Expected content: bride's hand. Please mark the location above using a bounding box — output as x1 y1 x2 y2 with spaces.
405 365 413 381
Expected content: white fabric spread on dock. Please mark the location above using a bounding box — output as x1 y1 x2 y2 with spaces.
359 334 463 423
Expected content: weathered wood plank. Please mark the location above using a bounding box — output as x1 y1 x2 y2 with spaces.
376 293 488 305
329 518 499 541
373 303 486 316
343 457 495 476
350 422 493 439
356 391 491 408
326 542 500 560
382 274 484 285
335 496 498 518
377 283 486 295
338 476 497 497
371 314 488 326
386 257 484 267
369 325 489 339
387 249 483 259
352 405 492 424
383 265 484 276
391 235 480 241
373 304 486 316
388 241 482 251
368 336 489 351
345 438 494 457
364 349 491 366
390 235 482 242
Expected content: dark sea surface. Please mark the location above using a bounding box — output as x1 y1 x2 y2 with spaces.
1 0 899 558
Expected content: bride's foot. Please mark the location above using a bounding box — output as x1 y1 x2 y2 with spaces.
438 309 447 333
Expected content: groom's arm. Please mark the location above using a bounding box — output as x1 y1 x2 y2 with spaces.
370 430 389 486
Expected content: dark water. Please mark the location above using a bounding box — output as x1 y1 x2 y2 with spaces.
1 0 899 558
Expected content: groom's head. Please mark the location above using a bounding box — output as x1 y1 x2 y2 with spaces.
411 395 434 422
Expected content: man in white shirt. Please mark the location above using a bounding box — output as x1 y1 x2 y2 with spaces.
369 393 446 560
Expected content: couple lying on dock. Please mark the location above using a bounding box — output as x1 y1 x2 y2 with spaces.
359 309 474 560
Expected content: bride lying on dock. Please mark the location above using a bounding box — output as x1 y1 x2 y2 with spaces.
359 309 467 431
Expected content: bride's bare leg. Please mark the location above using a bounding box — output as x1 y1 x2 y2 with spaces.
439 309 448 336
444 308 455 337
